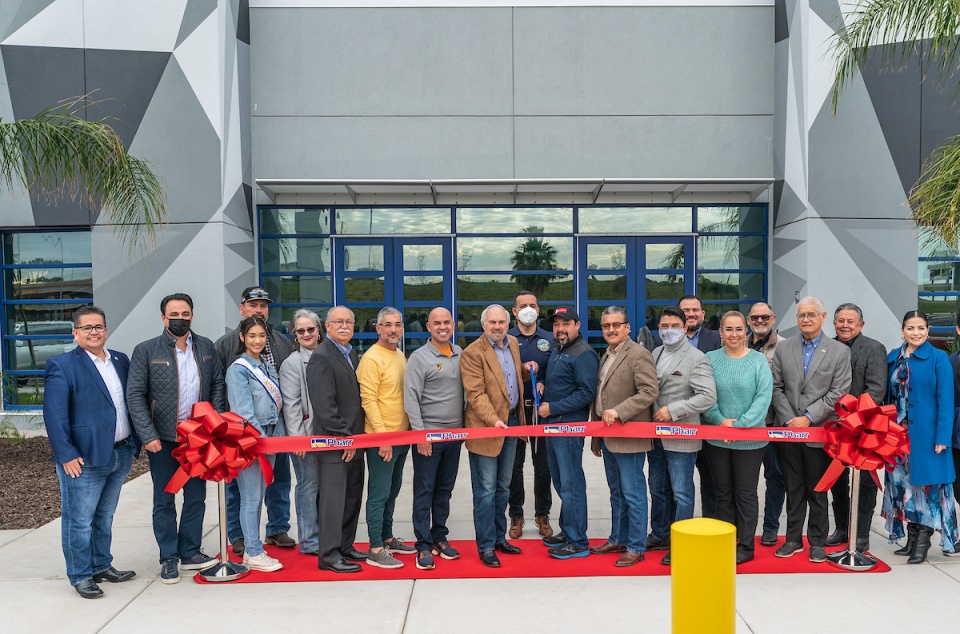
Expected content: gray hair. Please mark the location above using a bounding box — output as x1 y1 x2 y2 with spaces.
480 304 508 325
325 305 356 322
376 306 402 325
601 305 628 322
796 295 825 314
833 303 863 322
290 309 322 331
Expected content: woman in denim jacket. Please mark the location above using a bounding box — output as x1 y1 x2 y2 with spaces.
225 316 286 573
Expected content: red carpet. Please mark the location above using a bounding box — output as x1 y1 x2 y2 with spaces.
194 537 890 584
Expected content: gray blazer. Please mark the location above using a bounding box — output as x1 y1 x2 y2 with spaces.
652 340 717 452
306 338 364 463
595 338 659 453
843 333 887 403
771 333 852 447
280 346 315 437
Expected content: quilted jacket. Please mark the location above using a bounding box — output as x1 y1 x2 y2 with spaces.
127 329 226 443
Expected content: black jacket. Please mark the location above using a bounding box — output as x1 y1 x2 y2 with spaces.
127 329 226 443
306 338 363 462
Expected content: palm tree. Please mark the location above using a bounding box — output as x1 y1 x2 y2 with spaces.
510 225 562 298
830 1 960 244
0 96 166 253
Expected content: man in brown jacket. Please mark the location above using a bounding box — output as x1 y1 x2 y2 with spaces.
461 304 530 568
590 306 659 566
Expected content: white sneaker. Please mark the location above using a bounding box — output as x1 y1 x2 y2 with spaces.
243 551 283 572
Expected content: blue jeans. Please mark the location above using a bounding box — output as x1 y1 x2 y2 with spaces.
546 436 589 550
56 441 133 586
762 442 785 533
648 440 698 542
412 439 463 552
601 442 648 554
366 445 410 548
237 453 276 557
148 440 206 562
290 453 319 553
469 437 518 551
227 451 292 543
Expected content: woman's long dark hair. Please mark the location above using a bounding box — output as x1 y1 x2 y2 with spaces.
235 316 268 356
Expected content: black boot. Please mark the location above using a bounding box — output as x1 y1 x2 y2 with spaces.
894 523 920 556
907 525 934 564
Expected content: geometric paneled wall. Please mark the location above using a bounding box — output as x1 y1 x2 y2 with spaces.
773 0 960 347
0 0 254 353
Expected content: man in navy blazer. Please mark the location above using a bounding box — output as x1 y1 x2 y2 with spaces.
44 305 142 599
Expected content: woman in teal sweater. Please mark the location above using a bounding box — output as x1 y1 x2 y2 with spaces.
702 311 773 564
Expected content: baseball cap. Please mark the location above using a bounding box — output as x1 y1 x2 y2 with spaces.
240 286 273 304
549 306 580 322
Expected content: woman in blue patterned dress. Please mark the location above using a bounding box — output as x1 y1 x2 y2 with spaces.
881 310 959 563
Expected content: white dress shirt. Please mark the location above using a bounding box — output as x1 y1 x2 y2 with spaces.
85 349 131 442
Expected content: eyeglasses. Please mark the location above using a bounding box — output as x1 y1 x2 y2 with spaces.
295 326 318 335
75 325 106 333
797 312 820 321
600 322 627 331
328 319 355 327
748 314 773 322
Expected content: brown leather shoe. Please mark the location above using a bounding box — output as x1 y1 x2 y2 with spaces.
264 532 296 548
589 541 627 555
615 552 644 567
508 516 524 540
535 514 553 538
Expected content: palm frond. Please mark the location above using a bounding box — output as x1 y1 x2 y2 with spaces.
911 133 960 244
830 0 960 115
0 96 166 254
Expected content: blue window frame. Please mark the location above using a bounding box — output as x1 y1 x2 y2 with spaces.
1 230 92 409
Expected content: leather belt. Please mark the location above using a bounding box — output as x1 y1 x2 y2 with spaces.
114 436 131 449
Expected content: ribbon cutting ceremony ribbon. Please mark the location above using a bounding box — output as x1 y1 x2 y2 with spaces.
814 393 909 493
164 401 275 494
256 420 828 454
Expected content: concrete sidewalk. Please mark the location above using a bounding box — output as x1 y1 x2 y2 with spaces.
2 451 959 633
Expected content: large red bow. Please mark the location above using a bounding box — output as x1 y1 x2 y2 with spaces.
814 393 910 492
164 402 275 494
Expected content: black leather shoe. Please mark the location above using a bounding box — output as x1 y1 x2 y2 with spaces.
74 579 103 599
479 550 501 568
93 566 136 583
495 541 522 555
856 537 870 553
319 558 362 573
825 529 848 547
341 547 368 562
660 550 671 566
646 534 670 551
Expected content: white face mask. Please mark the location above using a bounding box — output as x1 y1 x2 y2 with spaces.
517 307 539 326
659 328 686 346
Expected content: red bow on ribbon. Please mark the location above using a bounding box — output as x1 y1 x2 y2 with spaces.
814 393 910 493
164 402 275 494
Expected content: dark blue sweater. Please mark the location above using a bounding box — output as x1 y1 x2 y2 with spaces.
542 334 599 422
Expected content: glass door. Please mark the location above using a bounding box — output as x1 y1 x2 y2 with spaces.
577 236 694 350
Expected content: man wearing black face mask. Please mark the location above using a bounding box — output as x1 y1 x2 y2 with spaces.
127 293 226 584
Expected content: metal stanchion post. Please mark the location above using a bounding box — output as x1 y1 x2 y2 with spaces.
826 467 878 571
199 480 250 582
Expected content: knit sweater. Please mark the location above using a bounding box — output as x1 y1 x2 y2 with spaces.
357 343 410 434
702 348 772 450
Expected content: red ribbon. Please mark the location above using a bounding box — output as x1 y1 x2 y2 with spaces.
814 393 910 493
164 402 275 494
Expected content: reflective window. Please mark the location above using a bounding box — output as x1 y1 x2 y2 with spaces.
646 242 685 270
701 303 757 330
698 273 765 301
586 243 628 270
458 274 574 303
261 208 330 235
458 237 574 271
456 208 573 234
697 236 765 270
2 232 92 408
343 245 384 272
579 207 693 234
335 208 452 234
261 275 332 305
343 276 386 303
403 244 444 271
261 238 331 273
697 206 765 233
646 274 685 300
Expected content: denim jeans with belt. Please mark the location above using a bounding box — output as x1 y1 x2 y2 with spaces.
56 440 134 586
546 435 589 550
469 410 519 552
647 439 698 541
601 441 648 554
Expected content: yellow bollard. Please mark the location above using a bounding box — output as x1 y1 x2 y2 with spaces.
671 518 736 634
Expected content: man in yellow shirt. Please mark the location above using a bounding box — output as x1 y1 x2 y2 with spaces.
357 306 414 568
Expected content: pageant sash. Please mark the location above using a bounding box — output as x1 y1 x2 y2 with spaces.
232 357 283 410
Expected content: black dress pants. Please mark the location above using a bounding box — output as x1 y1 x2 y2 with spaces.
778 442 831 547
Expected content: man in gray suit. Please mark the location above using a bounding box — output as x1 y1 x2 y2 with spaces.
771 296 852 563
647 306 717 565
306 306 367 573
826 302 888 551
590 306 659 567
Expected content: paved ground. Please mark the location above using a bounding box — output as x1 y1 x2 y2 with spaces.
3 450 960 633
